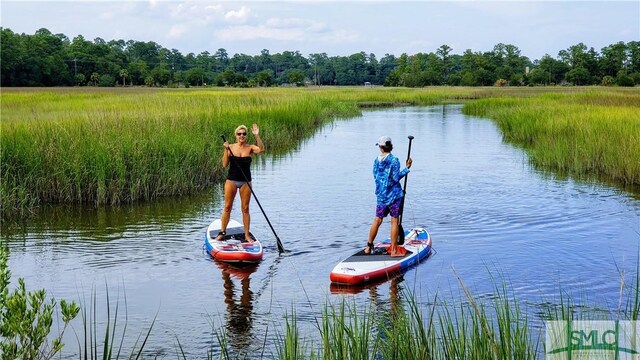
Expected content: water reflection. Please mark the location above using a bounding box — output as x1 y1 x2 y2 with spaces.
370 275 403 320
216 261 257 351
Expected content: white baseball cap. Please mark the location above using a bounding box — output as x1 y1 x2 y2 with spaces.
376 136 392 146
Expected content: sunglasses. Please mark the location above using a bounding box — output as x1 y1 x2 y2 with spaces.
236 132 247 136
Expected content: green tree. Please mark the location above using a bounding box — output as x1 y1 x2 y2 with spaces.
1 28 25 86
288 69 305 86
379 54 397 85
74 73 86 86
558 43 599 84
119 68 128 86
599 41 627 77
628 41 640 73
151 64 172 86
601 75 615 86
98 74 115 87
90 72 99 86
254 70 273 87
185 67 206 86
565 66 590 85
127 59 148 86
535 54 569 84
616 70 634 86
436 44 452 82
528 68 551 85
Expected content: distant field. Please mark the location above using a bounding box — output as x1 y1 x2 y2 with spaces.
2 86 638 219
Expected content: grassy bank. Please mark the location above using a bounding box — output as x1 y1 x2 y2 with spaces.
462 88 640 188
0 88 357 219
2 86 638 220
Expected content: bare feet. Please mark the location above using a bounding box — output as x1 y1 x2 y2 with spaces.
245 234 255 243
389 246 407 257
215 231 226 241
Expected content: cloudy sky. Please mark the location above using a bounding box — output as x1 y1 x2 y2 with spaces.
1 1 638 61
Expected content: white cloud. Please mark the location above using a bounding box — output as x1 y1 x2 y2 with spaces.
224 5 252 24
168 2 224 25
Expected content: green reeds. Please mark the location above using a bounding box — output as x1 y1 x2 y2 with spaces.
463 88 640 188
275 261 640 359
0 88 358 219
275 310 312 360
74 284 155 359
318 301 377 360
2 87 638 220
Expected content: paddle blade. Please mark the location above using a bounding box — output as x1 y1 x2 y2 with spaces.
398 224 405 245
276 237 286 254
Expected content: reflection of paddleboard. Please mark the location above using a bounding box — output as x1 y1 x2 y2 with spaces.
330 273 404 295
329 227 432 286
205 219 263 264
214 260 259 280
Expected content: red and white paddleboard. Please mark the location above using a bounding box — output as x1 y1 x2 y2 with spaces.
205 219 263 264
329 227 432 286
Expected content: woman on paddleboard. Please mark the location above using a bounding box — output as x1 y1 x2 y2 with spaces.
366 136 412 257
214 124 265 242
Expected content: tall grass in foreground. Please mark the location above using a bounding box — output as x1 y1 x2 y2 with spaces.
275 265 639 360
463 88 640 188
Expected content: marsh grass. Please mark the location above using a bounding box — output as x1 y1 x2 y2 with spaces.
73 285 155 359
2 86 638 220
462 88 640 188
1 88 357 219
318 301 377 360
274 262 640 360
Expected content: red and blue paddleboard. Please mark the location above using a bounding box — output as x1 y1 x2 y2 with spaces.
205 219 263 264
330 227 432 285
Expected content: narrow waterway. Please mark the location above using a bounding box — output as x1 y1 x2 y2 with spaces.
3 105 639 358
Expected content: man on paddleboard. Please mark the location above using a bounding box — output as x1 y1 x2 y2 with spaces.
366 136 412 257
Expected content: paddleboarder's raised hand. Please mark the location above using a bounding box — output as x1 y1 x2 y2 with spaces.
406 157 413 169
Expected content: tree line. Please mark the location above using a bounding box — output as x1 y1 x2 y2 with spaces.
1 27 639 88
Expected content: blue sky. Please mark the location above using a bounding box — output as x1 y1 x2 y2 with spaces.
1 1 638 61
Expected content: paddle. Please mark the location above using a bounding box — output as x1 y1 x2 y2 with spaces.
221 134 286 254
397 135 414 246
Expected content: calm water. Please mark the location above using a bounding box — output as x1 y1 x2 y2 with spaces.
3 105 639 358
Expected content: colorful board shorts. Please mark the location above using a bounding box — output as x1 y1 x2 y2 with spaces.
375 197 402 218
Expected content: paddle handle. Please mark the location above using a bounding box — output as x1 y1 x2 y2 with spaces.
398 135 413 228
397 135 413 245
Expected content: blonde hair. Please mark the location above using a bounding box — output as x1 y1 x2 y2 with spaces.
234 125 248 135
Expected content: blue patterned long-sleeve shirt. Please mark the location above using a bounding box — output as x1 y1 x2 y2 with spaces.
373 153 410 206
